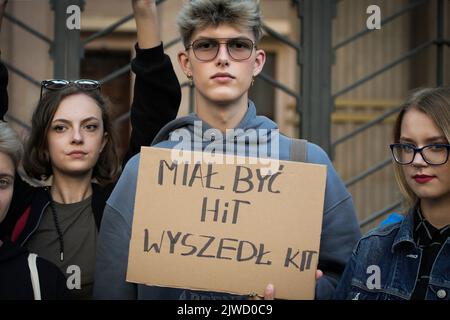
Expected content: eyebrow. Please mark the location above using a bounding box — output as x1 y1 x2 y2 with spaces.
52 117 100 124
195 35 251 40
399 136 447 143
0 173 14 179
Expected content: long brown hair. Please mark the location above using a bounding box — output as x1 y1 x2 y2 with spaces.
392 87 450 210
23 86 121 186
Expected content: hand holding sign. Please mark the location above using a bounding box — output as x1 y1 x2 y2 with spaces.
252 269 323 300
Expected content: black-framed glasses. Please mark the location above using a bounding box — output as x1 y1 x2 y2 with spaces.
390 143 450 165
40 79 101 100
186 37 256 62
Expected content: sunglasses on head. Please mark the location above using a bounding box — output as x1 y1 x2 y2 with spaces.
40 79 101 100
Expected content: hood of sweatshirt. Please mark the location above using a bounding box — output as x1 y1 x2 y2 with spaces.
151 100 282 160
99 101 362 301
0 240 27 262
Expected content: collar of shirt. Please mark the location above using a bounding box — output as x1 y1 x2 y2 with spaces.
414 206 450 247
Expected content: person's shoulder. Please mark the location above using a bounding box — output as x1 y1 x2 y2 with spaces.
122 153 141 173
379 213 404 226
304 142 332 164
364 220 402 238
278 136 330 162
109 153 141 198
107 153 141 210
283 137 331 163
355 221 401 252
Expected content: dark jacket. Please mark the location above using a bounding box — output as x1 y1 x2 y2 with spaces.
334 209 450 300
0 42 181 244
0 240 68 299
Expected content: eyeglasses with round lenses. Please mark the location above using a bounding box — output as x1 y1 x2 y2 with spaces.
390 143 450 165
186 38 256 62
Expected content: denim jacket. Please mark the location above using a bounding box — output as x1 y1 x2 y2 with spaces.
334 210 450 300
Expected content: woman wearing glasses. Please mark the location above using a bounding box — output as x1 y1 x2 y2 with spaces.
0 0 181 299
335 87 450 300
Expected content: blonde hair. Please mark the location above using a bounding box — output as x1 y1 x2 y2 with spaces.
0 121 23 169
177 0 264 48
392 87 450 210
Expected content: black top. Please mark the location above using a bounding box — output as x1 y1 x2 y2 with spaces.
411 207 450 300
0 240 68 299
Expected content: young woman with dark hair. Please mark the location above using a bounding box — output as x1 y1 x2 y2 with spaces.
0 0 181 299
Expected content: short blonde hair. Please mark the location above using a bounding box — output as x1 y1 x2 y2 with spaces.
392 87 450 210
177 0 264 48
0 121 23 169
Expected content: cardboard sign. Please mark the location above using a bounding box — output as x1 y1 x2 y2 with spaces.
127 147 327 299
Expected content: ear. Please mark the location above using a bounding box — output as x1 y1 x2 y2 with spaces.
252 49 266 77
178 50 192 77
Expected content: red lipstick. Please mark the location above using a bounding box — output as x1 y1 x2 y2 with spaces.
413 175 435 184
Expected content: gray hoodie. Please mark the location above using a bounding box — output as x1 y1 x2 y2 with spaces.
94 101 361 300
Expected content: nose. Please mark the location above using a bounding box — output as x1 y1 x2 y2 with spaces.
215 43 230 67
71 127 83 144
411 150 427 167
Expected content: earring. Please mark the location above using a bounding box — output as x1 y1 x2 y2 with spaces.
187 73 193 86
251 76 255 87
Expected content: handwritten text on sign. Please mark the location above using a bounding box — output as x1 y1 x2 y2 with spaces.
127 147 326 300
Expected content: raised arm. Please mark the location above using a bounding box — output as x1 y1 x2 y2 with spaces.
123 0 181 164
132 0 160 49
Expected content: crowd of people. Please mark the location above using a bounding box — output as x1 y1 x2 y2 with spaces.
0 0 448 301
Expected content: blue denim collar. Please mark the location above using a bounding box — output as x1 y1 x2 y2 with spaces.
392 207 416 253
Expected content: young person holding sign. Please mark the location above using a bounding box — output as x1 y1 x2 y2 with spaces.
94 0 361 300
335 87 450 300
